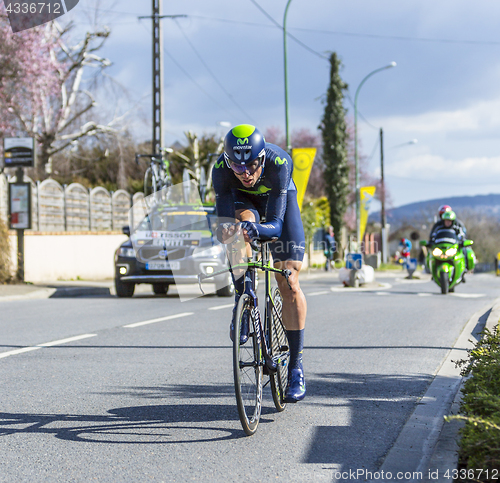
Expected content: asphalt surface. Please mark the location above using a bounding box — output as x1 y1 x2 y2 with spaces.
1 269 499 482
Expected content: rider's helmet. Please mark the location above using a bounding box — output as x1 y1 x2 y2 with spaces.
400 238 406 244
441 210 456 222
438 204 452 218
223 124 266 174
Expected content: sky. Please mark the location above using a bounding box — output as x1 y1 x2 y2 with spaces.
59 0 500 209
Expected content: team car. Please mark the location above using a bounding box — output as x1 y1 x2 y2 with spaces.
114 204 234 298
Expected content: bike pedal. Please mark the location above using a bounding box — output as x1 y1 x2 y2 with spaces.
279 345 289 351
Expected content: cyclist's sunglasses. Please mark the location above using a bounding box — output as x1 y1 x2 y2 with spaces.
229 153 265 175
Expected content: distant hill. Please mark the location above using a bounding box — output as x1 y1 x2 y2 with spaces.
370 193 500 225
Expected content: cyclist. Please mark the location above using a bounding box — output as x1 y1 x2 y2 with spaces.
212 124 307 403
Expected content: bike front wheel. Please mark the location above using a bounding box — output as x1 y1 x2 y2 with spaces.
269 288 289 412
233 294 263 436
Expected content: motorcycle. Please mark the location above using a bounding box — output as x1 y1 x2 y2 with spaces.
419 228 474 294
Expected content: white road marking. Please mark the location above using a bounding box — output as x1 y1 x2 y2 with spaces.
123 312 194 328
375 292 390 295
450 293 485 298
0 334 97 360
209 304 234 311
418 293 432 297
330 282 392 292
306 291 330 296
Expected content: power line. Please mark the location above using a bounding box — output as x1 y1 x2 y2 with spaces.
173 18 256 123
77 6 500 47
247 0 328 60
163 49 238 120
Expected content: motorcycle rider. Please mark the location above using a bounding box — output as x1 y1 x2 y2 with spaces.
429 204 467 240
430 210 472 273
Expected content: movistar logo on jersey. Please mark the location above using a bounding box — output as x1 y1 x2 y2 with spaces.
215 159 224 169
274 157 287 165
237 138 249 145
238 185 272 195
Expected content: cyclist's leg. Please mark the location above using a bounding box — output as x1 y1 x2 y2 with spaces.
228 195 260 343
270 190 307 402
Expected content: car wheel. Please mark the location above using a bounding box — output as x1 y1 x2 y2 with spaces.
153 283 170 295
216 275 235 297
115 278 135 297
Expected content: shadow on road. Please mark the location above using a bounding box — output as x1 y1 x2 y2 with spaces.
0 403 248 444
303 371 435 472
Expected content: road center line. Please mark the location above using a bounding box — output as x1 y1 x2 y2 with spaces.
0 334 97 360
209 304 234 311
123 312 194 328
306 291 330 296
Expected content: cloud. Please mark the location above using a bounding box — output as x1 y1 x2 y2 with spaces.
388 153 500 183
377 97 500 135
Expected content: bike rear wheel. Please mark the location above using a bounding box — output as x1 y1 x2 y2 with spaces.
144 167 158 199
233 294 263 436
269 288 289 412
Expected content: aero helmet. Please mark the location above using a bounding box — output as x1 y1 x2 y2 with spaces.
441 210 456 221
223 124 266 170
438 204 452 218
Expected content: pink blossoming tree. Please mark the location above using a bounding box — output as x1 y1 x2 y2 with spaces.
0 5 119 177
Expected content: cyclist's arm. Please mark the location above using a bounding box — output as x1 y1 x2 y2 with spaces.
248 190 287 240
212 158 236 242
248 148 292 240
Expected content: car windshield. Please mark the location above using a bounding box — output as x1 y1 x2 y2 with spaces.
136 209 213 232
434 228 458 245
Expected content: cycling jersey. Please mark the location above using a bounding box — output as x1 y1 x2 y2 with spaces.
212 142 305 262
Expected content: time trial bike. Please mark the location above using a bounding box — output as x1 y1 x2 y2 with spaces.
199 236 291 435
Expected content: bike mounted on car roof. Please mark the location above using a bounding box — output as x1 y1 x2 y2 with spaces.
135 148 173 201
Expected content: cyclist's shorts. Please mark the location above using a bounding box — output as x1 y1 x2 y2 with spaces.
233 189 306 263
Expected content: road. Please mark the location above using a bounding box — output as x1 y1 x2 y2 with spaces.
1 271 499 482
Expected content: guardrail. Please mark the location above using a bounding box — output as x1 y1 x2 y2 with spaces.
0 173 144 231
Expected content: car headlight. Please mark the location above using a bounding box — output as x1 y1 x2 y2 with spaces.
118 247 136 258
192 245 223 258
432 247 443 257
445 248 457 257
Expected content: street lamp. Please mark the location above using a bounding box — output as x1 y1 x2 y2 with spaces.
354 61 396 247
379 132 417 263
283 0 293 154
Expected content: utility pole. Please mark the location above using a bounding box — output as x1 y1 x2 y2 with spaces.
140 2 186 155
152 0 163 155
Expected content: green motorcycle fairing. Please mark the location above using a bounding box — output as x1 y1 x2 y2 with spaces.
427 228 468 292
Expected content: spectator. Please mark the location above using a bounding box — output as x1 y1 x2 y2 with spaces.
324 226 336 271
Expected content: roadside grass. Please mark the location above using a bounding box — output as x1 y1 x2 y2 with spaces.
447 324 500 478
0 218 13 283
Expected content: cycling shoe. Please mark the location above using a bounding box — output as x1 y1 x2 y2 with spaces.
229 307 249 345
284 367 306 403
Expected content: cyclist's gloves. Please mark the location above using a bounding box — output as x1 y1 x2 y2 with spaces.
239 221 260 241
216 222 234 243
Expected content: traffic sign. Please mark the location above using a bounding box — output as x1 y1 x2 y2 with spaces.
3 138 35 168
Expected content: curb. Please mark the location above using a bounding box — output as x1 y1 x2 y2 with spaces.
0 287 57 301
378 297 500 481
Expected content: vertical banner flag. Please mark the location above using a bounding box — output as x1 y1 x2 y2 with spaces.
359 186 376 240
292 148 316 211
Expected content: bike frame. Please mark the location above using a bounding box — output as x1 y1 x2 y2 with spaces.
199 240 291 372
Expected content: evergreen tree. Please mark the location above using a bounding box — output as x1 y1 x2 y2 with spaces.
319 53 349 238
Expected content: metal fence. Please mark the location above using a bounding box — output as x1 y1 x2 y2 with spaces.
0 173 138 231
